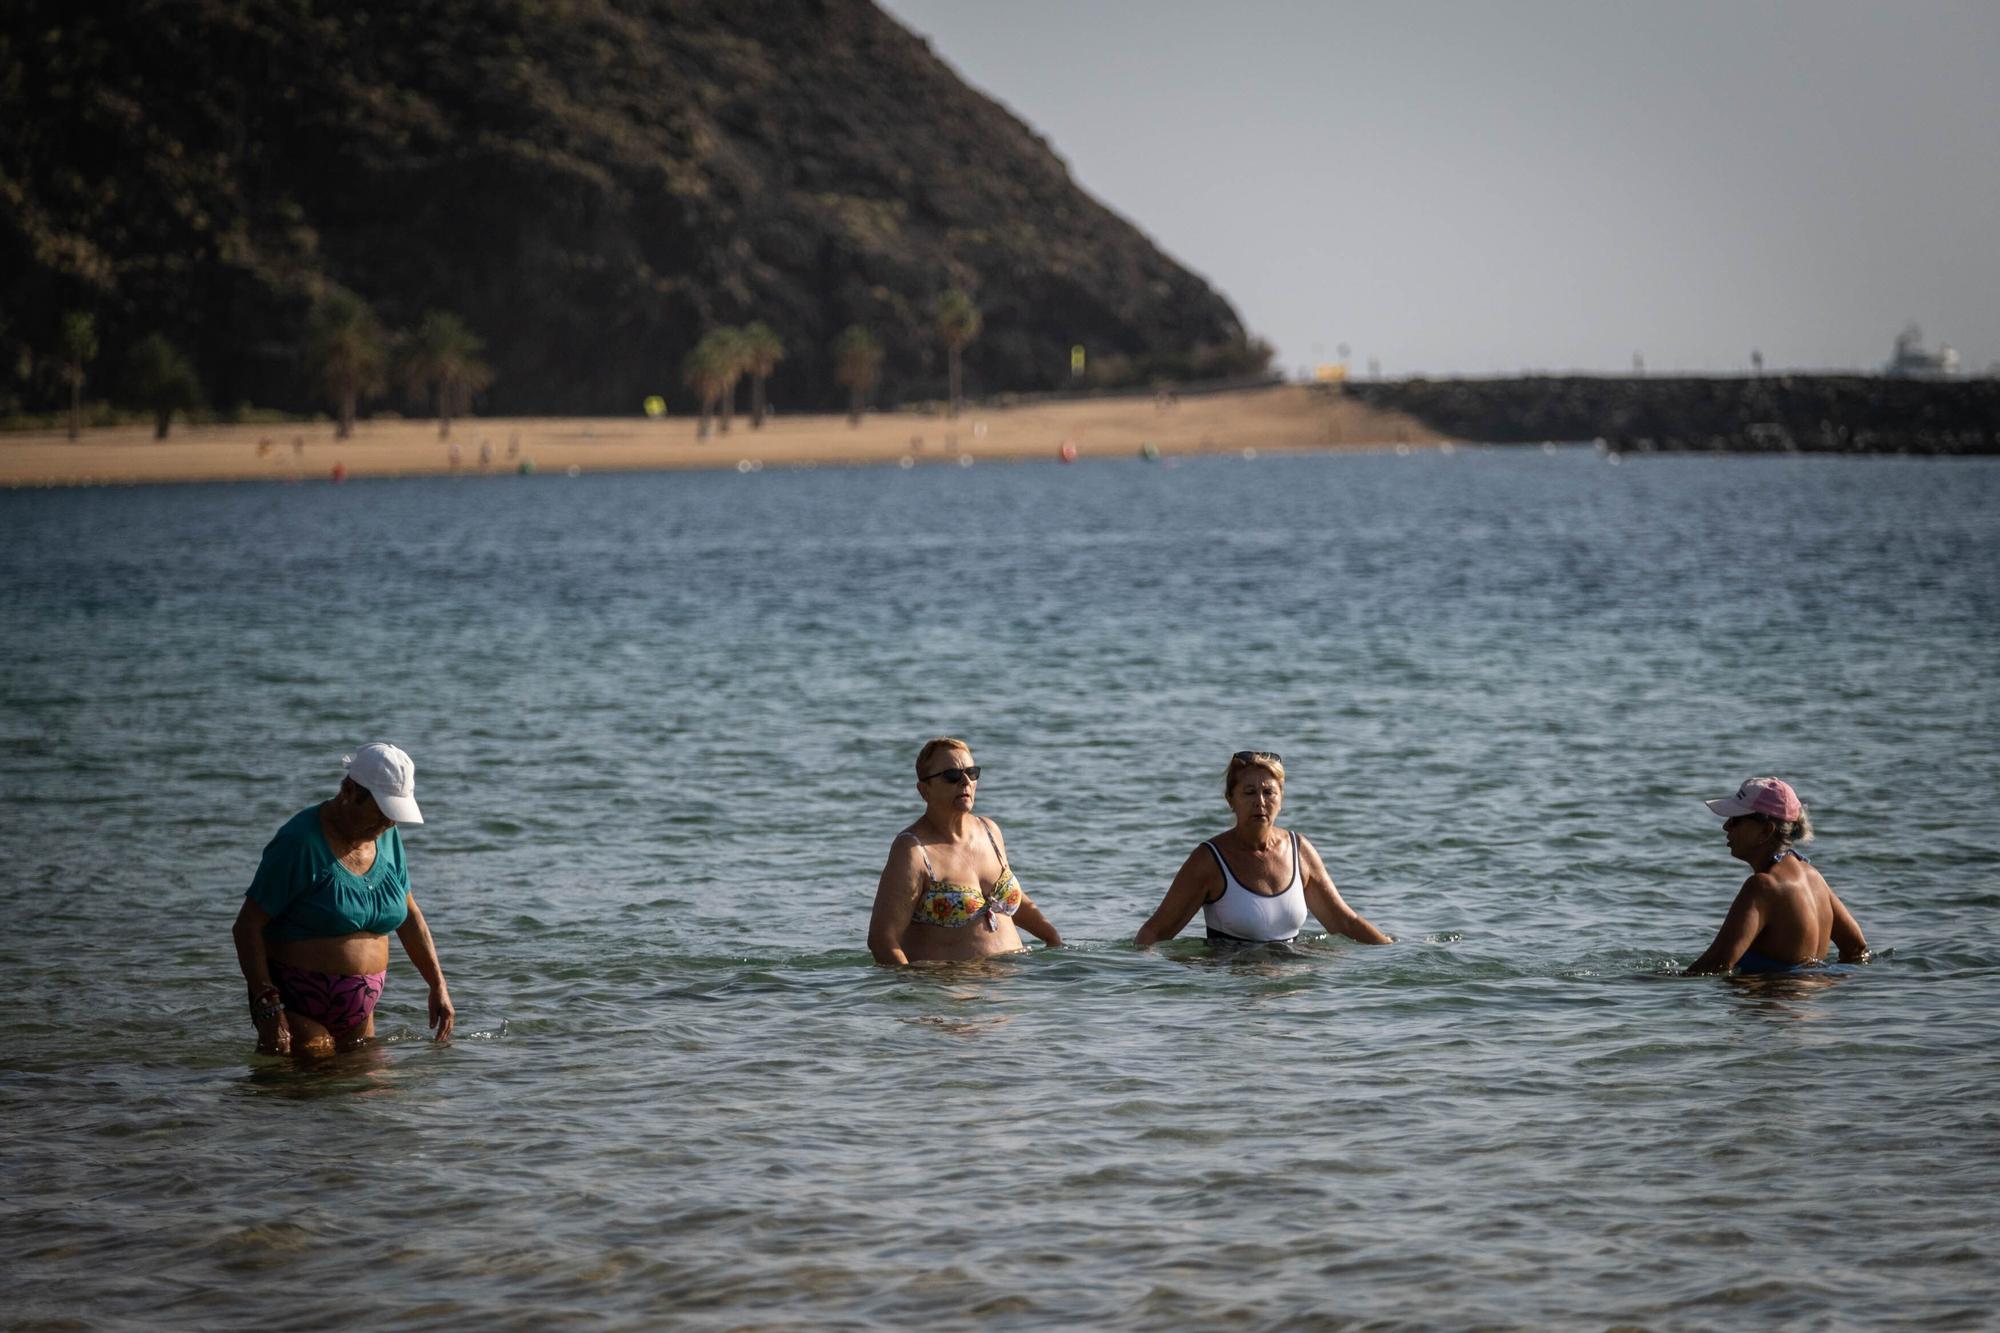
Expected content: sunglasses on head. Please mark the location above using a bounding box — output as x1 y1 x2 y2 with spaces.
1232 750 1282 765
923 765 981 786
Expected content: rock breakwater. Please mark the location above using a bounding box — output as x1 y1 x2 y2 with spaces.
1343 376 1998 454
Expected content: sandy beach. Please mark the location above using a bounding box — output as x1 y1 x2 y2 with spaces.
0 385 1445 488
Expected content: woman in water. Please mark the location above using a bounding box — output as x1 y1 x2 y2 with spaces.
229 742 454 1054
1686 776 1868 974
868 737 1063 964
1136 750 1393 948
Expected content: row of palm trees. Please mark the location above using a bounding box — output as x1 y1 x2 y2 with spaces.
308 291 494 440
683 289 983 438
37 293 493 441
31 311 214 441
38 285 987 441
681 322 785 438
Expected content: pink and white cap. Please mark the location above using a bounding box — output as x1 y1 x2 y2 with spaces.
1704 776 1802 822
344 741 424 824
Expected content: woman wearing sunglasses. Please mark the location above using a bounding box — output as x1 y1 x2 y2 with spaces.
1685 776 1868 975
867 737 1063 964
1136 750 1392 949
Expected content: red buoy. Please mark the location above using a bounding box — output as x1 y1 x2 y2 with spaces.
330 462 348 483
1058 440 1078 464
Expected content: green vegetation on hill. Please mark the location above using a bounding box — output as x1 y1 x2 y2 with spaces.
1 0 1262 423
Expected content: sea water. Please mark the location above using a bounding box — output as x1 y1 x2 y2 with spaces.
2 446 1996 1328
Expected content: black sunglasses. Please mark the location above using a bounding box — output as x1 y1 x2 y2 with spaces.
922 765 981 785
1232 750 1282 765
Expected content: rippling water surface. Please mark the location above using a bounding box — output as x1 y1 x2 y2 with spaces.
3 446 1998 1329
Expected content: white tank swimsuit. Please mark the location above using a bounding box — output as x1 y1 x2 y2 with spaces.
1201 831 1308 943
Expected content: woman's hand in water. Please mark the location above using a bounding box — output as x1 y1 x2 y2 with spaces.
252 1001 292 1055
428 983 455 1042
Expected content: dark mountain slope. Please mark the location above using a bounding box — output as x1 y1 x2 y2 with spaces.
1 0 1257 416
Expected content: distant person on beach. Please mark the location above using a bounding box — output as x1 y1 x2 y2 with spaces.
1135 751 1393 948
1686 777 1868 975
230 743 454 1054
868 737 1063 964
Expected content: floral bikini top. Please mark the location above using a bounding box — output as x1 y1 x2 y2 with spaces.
907 818 1023 931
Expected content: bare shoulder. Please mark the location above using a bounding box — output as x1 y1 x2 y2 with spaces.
1178 841 1225 891
1737 871 1783 904
876 831 927 902
983 817 1008 851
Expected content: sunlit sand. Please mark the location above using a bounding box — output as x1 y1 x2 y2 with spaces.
0 386 1445 487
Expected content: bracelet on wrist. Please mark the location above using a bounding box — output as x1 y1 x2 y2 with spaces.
250 986 284 1022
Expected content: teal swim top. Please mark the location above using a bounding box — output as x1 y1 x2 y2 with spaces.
247 805 410 943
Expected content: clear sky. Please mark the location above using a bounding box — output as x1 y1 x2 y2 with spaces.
876 0 1999 377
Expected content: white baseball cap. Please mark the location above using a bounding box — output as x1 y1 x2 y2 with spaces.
344 741 424 824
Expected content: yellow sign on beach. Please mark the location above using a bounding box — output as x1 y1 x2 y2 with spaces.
1070 345 1086 376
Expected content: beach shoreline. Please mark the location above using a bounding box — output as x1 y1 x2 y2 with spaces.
0 385 1445 489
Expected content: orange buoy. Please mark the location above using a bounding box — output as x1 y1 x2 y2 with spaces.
330 462 348 482
1058 440 1078 464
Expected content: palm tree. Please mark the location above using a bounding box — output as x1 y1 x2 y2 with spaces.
56 311 97 441
740 322 785 429
123 333 204 439
683 329 740 440
933 289 981 418
306 289 388 439
712 327 749 434
401 311 494 439
832 326 884 426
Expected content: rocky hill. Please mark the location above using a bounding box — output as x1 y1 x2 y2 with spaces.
1 0 1258 417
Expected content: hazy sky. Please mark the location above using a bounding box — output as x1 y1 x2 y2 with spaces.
877 0 1999 377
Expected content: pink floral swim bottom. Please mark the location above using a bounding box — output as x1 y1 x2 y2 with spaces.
270 962 386 1035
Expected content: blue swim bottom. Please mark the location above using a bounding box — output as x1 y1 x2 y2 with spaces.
1736 948 1813 974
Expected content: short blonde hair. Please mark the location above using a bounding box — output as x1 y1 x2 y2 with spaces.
915 736 972 779
1224 750 1285 797
1747 809 1816 847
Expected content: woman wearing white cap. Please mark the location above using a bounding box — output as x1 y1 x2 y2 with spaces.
1686 776 1868 975
1135 750 1392 949
228 742 454 1054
